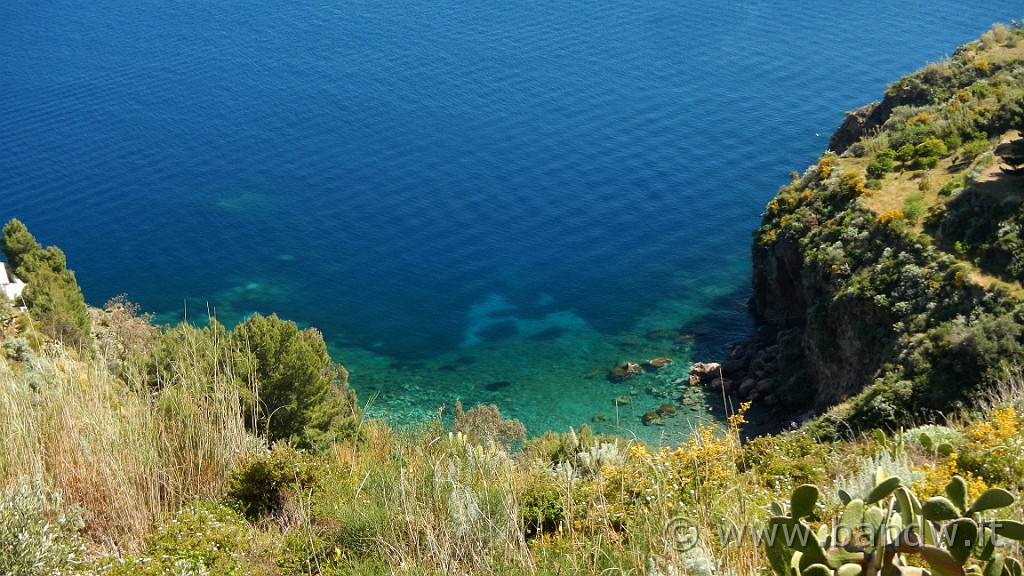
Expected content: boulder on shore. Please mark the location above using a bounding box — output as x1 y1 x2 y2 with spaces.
688 361 722 385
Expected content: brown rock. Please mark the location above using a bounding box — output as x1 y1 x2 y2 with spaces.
643 357 673 370
610 361 642 381
641 411 662 425
688 361 722 384
656 403 677 417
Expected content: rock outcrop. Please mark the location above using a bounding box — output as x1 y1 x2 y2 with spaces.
609 361 642 382
708 31 1024 434
687 361 721 385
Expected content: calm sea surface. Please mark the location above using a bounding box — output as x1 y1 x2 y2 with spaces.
2 1 1021 442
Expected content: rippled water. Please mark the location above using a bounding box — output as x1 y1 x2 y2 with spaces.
2 1 1020 442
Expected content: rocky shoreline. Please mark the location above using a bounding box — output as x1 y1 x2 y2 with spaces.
685 325 819 435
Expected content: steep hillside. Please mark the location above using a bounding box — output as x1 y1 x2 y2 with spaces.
741 23 1024 433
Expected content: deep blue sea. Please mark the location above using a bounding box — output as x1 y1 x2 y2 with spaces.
2 1 1021 443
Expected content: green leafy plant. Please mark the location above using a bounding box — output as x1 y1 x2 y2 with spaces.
868 150 897 179
765 475 1024 576
226 444 322 521
0 479 85 576
107 501 251 576
904 191 928 223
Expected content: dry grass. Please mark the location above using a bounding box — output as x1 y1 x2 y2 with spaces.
838 132 1024 299
962 25 1024 64
850 155 965 221
2 332 1022 574
0 331 254 549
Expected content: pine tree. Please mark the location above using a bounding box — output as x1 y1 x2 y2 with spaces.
1 219 91 347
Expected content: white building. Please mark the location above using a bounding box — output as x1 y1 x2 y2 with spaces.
0 261 26 304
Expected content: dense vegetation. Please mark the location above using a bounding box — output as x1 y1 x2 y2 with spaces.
3 23 1024 576
752 23 1024 433
2 218 91 348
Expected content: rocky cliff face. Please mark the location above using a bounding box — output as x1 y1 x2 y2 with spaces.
748 220 894 413
708 30 1024 433
827 92 911 155
731 160 1013 431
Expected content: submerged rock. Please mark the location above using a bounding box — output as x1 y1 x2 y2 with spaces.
643 357 673 370
641 411 662 425
656 403 677 417
645 327 671 340
610 361 642 381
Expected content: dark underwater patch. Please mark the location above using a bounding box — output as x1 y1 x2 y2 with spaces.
477 320 518 342
485 380 512 392
527 326 569 341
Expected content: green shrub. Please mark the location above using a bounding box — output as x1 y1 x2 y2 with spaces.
1 219 91 347
916 136 949 158
889 122 937 151
895 143 916 166
108 501 250 576
226 444 322 521
905 424 965 452
942 131 963 150
913 154 940 169
919 313 1024 414
867 155 894 179
3 336 32 361
0 479 86 576
960 137 990 161
233 313 360 447
452 400 526 451
939 175 965 196
742 432 830 488
519 476 564 538
903 191 927 222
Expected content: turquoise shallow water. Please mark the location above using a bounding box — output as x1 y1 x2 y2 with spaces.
1 0 1022 443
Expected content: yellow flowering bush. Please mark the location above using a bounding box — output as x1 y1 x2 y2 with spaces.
608 404 750 513
912 452 987 501
818 155 836 181
838 171 867 197
878 209 905 225
906 111 932 126
956 407 1024 487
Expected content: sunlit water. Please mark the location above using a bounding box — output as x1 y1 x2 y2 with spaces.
2 1 1020 443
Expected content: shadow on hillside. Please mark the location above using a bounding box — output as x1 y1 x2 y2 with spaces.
932 134 1024 287
975 136 1024 200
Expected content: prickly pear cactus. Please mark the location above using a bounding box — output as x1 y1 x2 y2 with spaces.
765 476 1023 576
